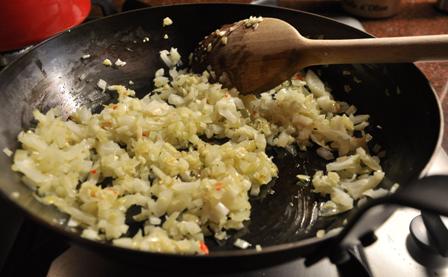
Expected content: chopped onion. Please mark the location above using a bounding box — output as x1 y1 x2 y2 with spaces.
163 17 173 26
390 183 400 193
363 188 389 198
115 58 126 67
316 147 334 161
97 79 107 91
68 218 79 227
296 174 310 182
149 216 162 225
102 58 112 66
81 228 100 240
215 202 230 217
3 147 12 157
316 229 326 238
234 238 252 249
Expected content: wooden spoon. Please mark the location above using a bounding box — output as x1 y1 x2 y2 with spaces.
192 17 448 95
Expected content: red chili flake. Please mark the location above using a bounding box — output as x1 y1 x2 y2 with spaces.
142 131 150 137
215 182 223 191
111 104 118 110
293 73 303 80
199 241 209 255
101 121 112 128
90 169 97 174
106 188 118 196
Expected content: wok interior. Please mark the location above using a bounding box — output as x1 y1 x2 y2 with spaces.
0 4 440 253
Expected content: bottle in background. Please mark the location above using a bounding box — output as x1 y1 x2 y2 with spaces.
342 0 401 18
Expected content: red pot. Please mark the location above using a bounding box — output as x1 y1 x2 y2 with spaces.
0 0 91 52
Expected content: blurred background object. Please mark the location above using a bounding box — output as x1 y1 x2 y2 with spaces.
277 0 340 12
140 0 251 5
0 0 91 52
341 0 401 18
437 0 448 12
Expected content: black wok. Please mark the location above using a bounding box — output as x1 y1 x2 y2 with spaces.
0 3 447 273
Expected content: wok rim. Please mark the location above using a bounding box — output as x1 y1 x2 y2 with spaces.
0 2 443 260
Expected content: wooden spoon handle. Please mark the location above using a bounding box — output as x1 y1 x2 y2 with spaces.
303 35 448 67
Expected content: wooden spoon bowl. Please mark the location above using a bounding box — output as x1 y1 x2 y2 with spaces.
192 17 448 95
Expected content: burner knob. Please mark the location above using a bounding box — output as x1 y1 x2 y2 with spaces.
407 213 448 268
